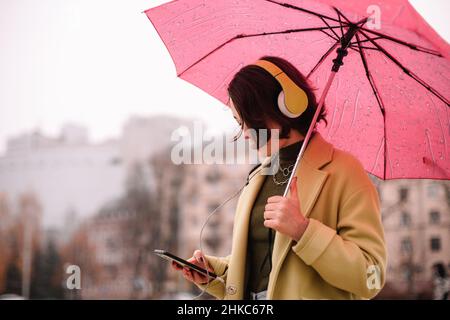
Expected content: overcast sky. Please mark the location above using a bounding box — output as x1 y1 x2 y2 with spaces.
0 0 448 154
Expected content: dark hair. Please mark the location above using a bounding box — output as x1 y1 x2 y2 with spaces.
228 55 327 148
433 262 448 278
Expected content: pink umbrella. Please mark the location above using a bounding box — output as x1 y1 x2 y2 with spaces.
145 0 450 181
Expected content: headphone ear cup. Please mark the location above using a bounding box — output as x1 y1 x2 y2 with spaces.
277 90 301 118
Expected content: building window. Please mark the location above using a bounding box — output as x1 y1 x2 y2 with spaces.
208 203 220 214
402 266 412 281
430 237 441 252
106 265 118 278
110 157 122 165
427 183 438 198
399 187 409 202
191 194 198 205
429 210 440 225
401 238 412 255
204 234 221 251
208 215 220 230
205 170 221 183
171 177 181 188
106 238 118 251
400 211 411 227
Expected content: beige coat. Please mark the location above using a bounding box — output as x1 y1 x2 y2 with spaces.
197 132 387 299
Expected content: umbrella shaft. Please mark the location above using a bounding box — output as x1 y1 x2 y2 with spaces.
332 24 360 72
282 71 337 197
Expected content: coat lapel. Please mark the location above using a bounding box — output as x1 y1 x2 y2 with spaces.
267 132 334 299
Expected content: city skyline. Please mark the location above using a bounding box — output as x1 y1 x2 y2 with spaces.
0 115 195 228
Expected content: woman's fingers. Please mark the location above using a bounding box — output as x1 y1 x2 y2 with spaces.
193 250 214 272
267 195 284 203
193 250 207 267
264 202 279 211
171 261 183 271
264 209 276 220
193 250 203 262
182 266 208 284
191 269 208 284
172 250 213 285
182 267 194 282
187 257 197 264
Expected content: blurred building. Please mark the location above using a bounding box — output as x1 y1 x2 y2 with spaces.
0 192 12 293
169 139 253 296
375 179 450 298
70 132 255 299
0 192 12 234
120 115 192 169
149 146 186 297
0 117 193 229
0 192 43 298
178 163 252 257
76 209 147 299
0 125 125 228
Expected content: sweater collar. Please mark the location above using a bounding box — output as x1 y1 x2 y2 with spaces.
253 131 334 178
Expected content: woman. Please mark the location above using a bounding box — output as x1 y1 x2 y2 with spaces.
172 56 387 300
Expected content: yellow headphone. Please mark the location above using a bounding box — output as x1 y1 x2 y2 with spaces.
252 59 309 118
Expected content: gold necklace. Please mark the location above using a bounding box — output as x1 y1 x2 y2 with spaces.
272 162 294 185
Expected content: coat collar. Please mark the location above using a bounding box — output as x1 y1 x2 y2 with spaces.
226 131 334 299
252 131 333 175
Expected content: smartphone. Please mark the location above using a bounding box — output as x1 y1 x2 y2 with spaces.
153 249 218 279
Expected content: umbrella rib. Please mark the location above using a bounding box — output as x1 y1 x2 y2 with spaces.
333 7 351 23
333 8 345 37
334 8 370 36
264 0 345 25
350 36 383 45
320 16 340 40
354 34 386 116
239 26 343 37
333 7 361 28
360 27 443 57
349 44 380 52
348 47 361 53
320 29 339 42
355 32 388 180
306 40 340 79
178 26 343 77
320 28 357 53
359 30 450 106
264 0 440 58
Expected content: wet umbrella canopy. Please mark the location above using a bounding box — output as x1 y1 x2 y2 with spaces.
145 0 450 180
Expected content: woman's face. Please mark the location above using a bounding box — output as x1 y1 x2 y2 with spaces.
228 98 252 143
228 98 278 156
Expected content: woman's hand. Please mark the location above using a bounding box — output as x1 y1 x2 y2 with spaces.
264 176 309 241
171 250 215 285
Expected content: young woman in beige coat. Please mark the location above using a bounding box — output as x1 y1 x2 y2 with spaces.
172 56 387 300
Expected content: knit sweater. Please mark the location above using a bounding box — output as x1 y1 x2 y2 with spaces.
244 138 304 297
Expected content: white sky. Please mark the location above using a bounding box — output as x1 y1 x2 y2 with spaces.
0 0 448 154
